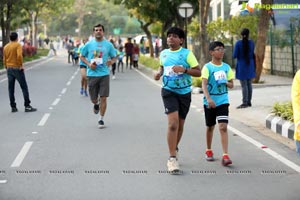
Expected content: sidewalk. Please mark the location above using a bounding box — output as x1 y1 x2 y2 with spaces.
227 73 294 147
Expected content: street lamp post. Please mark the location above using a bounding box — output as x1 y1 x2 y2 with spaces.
178 2 194 48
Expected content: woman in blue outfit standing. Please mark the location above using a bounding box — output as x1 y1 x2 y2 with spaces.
233 28 256 109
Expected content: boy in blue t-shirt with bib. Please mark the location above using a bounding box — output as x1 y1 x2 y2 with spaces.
201 41 234 166
154 27 201 173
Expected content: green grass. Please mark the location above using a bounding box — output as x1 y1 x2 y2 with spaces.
139 55 160 70
0 48 49 70
272 101 293 122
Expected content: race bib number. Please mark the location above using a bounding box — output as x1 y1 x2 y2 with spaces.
91 58 103 66
164 66 183 77
214 70 227 84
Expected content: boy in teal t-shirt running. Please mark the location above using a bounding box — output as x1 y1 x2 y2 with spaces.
201 41 234 166
154 27 201 174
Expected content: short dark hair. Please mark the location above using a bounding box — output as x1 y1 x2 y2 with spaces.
167 27 185 39
93 24 105 32
209 41 225 51
9 32 18 41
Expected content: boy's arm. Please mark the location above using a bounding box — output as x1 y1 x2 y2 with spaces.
202 78 216 108
172 51 201 76
154 65 163 80
226 79 234 89
226 67 234 89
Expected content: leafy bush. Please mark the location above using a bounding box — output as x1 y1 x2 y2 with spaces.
23 44 37 57
271 101 293 122
192 77 202 87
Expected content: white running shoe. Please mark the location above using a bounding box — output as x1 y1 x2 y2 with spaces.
112 75 116 80
167 157 180 174
98 120 105 129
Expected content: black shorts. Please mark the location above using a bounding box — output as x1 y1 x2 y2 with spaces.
161 88 191 119
204 104 229 127
80 65 87 69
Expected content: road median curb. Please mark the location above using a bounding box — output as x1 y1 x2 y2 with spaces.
266 114 294 140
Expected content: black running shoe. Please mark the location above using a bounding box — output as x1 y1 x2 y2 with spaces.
93 104 99 114
236 104 248 109
11 107 18 113
25 106 37 112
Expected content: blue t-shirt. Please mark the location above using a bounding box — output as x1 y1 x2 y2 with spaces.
81 39 117 77
233 39 256 80
201 62 234 107
160 47 198 94
79 44 87 67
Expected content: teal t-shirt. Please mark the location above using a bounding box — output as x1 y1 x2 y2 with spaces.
79 44 87 67
201 62 234 106
159 47 198 94
81 39 117 77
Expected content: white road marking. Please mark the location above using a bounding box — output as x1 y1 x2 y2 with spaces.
11 142 33 168
228 126 300 173
0 78 7 83
196 108 203 112
38 113 50 126
0 180 7 184
135 69 161 87
52 98 60 106
61 88 67 94
32 131 38 134
66 81 71 86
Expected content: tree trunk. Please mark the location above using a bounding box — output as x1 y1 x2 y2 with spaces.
254 0 273 83
0 0 12 47
199 0 211 67
139 21 154 57
161 19 173 50
33 12 39 48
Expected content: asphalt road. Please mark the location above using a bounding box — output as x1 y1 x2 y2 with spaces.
0 53 299 200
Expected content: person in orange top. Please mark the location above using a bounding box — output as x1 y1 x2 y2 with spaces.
3 32 37 113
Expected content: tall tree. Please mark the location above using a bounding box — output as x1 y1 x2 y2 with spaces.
21 0 73 47
254 0 273 83
199 0 211 67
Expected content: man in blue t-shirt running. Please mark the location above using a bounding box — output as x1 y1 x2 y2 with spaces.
80 24 117 129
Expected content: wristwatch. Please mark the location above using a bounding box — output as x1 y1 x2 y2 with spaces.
184 68 188 73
